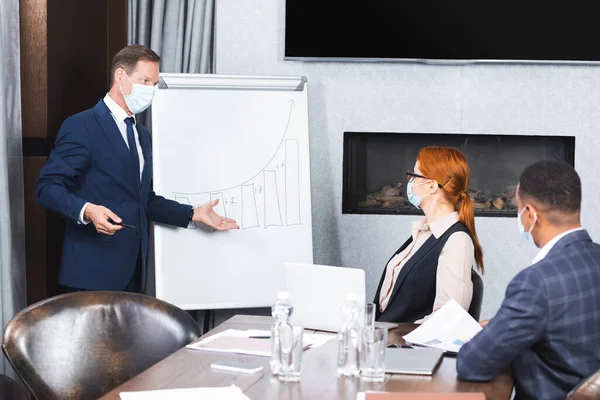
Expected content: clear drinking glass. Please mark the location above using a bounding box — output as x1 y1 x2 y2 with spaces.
360 303 376 370
364 303 375 337
278 326 304 382
360 326 387 382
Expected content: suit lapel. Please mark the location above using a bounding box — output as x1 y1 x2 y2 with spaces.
92 100 138 193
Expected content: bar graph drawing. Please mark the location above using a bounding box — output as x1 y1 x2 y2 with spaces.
285 139 301 226
263 170 283 228
222 186 242 225
209 192 227 217
241 184 259 229
172 99 304 230
174 195 197 229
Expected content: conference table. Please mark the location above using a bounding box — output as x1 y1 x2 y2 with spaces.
99 315 513 400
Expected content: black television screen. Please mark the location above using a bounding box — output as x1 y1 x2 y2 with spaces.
285 1 600 63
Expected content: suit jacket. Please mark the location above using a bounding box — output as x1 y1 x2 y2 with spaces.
36 100 192 290
374 222 471 323
457 230 600 400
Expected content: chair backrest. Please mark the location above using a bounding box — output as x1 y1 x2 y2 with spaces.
468 269 484 321
0 374 29 400
567 369 600 400
2 291 200 400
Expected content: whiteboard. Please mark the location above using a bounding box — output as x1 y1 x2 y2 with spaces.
151 74 313 310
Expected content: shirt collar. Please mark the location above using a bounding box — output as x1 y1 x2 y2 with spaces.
103 93 135 125
411 211 460 239
531 227 584 264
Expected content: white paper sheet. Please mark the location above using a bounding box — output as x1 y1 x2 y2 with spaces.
119 385 251 400
402 299 482 353
186 329 335 356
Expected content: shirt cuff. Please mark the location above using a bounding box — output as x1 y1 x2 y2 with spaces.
78 202 91 225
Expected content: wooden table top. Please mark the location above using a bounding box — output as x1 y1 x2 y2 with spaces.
99 315 513 400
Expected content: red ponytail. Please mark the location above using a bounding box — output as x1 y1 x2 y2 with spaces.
418 146 484 272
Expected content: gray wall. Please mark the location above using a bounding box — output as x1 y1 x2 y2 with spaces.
215 0 600 319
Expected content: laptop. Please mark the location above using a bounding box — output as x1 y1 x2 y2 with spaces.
384 347 444 375
283 262 366 332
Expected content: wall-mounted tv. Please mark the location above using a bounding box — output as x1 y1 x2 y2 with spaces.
285 1 600 63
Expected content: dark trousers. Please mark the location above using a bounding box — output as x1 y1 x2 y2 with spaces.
62 251 143 294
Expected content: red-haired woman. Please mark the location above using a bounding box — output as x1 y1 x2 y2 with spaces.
374 146 484 323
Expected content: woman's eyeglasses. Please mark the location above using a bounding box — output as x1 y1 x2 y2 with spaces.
406 170 444 188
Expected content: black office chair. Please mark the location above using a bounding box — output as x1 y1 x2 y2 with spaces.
567 368 600 400
2 291 201 400
468 269 484 321
0 374 29 400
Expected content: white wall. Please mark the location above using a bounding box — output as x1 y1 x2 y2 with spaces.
215 0 600 319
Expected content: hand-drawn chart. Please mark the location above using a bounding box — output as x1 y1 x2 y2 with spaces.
151 74 313 310
172 100 303 230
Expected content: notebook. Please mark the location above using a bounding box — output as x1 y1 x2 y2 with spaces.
120 385 251 400
186 329 335 357
384 347 444 375
192 336 271 356
358 393 486 400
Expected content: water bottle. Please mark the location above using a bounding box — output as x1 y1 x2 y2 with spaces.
337 293 361 377
270 291 294 374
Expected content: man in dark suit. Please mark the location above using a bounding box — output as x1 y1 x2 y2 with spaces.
36 45 239 293
456 160 600 400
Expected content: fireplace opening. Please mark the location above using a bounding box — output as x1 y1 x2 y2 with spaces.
342 132 575 217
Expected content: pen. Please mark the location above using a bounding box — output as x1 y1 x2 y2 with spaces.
248 336 270 339
108 218 137 230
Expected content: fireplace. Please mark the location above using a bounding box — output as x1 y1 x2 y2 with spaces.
342 132 575 217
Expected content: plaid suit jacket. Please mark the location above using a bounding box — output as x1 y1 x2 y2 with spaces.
457 229 600 400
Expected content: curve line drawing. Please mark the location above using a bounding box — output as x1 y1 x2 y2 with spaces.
174 99 296 194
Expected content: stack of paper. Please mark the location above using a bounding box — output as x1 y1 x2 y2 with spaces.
187 329 335 356
402 299 482 354
120 385 251 400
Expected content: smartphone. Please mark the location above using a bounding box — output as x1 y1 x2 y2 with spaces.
210 361 264 374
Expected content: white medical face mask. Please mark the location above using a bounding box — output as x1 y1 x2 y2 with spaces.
407 181 431 209
517 206 537 244
120 72 156 114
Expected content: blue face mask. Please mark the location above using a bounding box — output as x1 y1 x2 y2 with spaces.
120 73 156 114
517 206 537 244
407 181 430 209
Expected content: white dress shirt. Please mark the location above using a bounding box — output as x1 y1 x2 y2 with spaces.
531 227 584 264
379 211 475 322
78 94 145 224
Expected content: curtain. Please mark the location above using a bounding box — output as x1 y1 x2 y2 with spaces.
0 0 28 377
127 0 216 328
128 0 215 74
